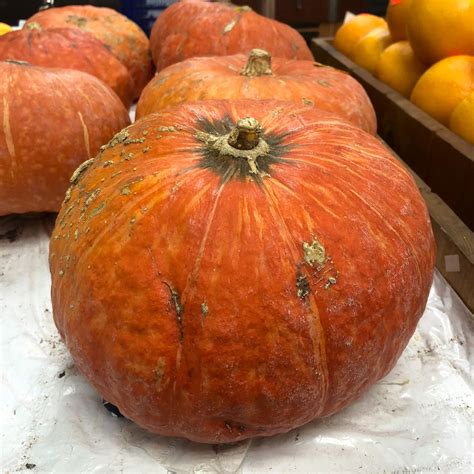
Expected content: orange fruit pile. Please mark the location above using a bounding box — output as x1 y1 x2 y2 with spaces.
333 0 474 143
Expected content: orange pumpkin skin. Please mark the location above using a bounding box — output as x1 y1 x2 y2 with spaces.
150 1 313 71
26 5 154 99
136 50 377 134
50 100 435 443
0 26 134 107
0 61 130 216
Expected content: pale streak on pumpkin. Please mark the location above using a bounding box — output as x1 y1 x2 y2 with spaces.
270 178 340 222
77 111 91 158
2 97 16 159
260 179 329 411
344 187 424 288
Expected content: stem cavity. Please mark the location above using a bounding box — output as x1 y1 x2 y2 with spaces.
196 117 270 177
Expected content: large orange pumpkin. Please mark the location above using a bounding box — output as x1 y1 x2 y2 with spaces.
0 24 134 107
137 49 376 134
0 60 130 216
25 5 154 99
50 99 435 443
149 0 313 71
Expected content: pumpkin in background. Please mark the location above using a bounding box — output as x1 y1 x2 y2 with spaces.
333 14 387 58
0 24 134 107
149 0 313 71
0 60 130 216
25 5 154 99
50 99 435 443
137 49 377 134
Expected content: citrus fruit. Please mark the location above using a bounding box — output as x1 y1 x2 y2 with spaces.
407 0 474 65
352 26 393 73
386 0 412 41
449 92 474 143
376 41 427 97
334 14 387 58
410 55 474 125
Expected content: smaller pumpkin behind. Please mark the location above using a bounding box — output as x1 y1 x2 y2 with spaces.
25 5 154 99
150 0 313 71
137 49 377 135
0 24 134 107
0 60 130 216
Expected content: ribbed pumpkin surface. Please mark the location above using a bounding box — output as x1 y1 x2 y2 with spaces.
137 50 377 134
50 100 435 443
26 5 154 99
0 60 130 215
0 26 134 107
150 0 313 71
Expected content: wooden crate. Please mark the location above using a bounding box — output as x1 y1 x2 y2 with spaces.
312 38 474 314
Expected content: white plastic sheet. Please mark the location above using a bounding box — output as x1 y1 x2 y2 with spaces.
1 214 473 474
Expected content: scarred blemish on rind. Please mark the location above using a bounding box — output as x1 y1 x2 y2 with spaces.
165 283 184 340
296 271 310 299
70 158 94 185
201 302 209 318
223 19 237 34
303 238 325 267
90 202 106 218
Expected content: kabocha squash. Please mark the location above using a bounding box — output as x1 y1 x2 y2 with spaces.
0 60 130 216
150 0 313 71
26 5 154 99
137 49 377 134
50 99 436 443
0 24 134 107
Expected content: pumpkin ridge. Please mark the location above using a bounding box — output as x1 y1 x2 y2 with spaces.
344 186 424 290
171 179 229 430
260 179 330 407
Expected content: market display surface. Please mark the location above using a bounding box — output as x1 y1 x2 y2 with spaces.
1 214 472 472
1 0 473 472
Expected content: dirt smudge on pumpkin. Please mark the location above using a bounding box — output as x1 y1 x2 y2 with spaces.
157 126 176 133
66 15 88 28
201 302 209 318
154 358 167 389
70 158 94 185
303 238 325 267
89 202 106 218
296 270 310 299
101 129 130 151
223 19 238 34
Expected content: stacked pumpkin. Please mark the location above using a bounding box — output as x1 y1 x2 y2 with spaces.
3 0 435 444
0 5 157 215
334 0 474 144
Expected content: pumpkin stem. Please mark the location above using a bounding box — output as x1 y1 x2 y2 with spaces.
241 49 273 77
228 117 262 150
195 117 270 177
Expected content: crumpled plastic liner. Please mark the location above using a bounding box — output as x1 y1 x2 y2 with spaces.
1 215 472 474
